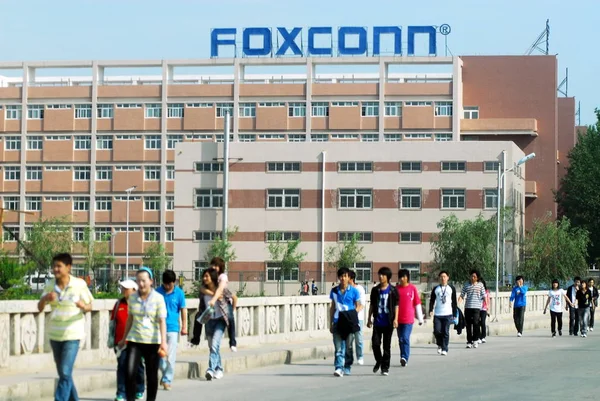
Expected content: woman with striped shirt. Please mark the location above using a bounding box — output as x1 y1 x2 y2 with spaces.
458 270 486 349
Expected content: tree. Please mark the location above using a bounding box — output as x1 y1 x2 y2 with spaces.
325 233 365 272
142 242 172 281
266 232 307 295
79 226 113 292
430 214 496 283
0 250 30 291
520 215 589 286
205 226 239 267
556 109 600 265
20 217 73 275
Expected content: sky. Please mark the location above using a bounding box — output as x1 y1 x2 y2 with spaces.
0 0 597 124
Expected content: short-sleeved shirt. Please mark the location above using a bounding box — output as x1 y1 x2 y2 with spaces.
374 286 392 327
461 282 486 309
330 285 360 323
396 284 421 324
548 289 565 313
42 275 94 341
126 290 167 344
354 285 366 321
156 285 187 333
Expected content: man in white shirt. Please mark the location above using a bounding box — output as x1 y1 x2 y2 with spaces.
349 271 366 365
429 271 457 355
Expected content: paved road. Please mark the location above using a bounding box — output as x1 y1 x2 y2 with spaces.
73 328 597 401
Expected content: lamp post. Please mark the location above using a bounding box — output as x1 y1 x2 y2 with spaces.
494 153 535 321
125 185 137 280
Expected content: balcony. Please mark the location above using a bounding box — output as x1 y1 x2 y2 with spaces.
461 118 538 136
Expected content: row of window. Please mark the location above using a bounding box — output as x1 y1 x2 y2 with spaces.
2 195 174 212
0 134 180 150
2 225 174 243
193 188 499 210
193 230 425 244
2 165 174 181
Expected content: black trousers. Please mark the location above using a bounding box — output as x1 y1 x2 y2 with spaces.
433 315 452 352
550 311 563 334
228 304 237 347
371 325 393 371
590 307 595 329
569 307 579 335
479 310 488 339
464 308 481 344
126 342 159 401
513 307 525 333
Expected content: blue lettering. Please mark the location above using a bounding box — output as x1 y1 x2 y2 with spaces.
276 27 303 56
373 26 402 56
407 26 437 56
338 27 367 56
308 27 333 56
243 27 272 56
211 28 236 58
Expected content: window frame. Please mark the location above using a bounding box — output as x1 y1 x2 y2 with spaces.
194 188 224 209
266 188 301 210
266 162 301 173
400 188 422 210
441 188 466 210
441 161 467 172
338 188 373 210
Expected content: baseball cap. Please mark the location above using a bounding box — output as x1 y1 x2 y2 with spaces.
119 279 138 290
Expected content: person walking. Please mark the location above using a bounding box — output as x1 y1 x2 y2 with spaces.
429 271 457 356
588 278 598 331
478 279 491 344
118 268 168 401
156 270 188 391
576 280 592 338
509 275 528 337
566 277 581 336
348 270 366 365
38 253 94 401
543 279 573 337
367 266 398 375
458 270 486 349
395 268 424 367
201 268 229 380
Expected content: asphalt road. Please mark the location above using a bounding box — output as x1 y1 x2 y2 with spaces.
73 328 598 401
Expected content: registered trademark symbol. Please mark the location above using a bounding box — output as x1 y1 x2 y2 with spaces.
439 24 451 36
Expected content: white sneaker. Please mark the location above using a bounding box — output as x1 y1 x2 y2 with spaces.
481 338 487 343
230 346 237 353
591 328 594 332
357 358 364 366
476 340 482 344
214 369 224 380
583 334 587 338
437 347 442 354
466 343 472 349
517 332 522 337
441 351 448 356
473 342 478 349
205 370 214 381
381 371 389 376
334 369 344 377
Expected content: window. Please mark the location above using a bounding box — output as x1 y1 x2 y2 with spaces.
96 196 112 211
484 161 500 172
400 161 422 172
26 166 42 180
266 162 301 173
441 161 466 172
435 133 453 142
115 165 141 171
27 105 44 119
144 196 160 211
96 135 112 150
5 105 22 120
193 231 222 242
3 227 19 242
166 165 174 180
339 189 372 209
310 134 329 142
187 103 213 108
401 189 422 209
464 106 479 119
239 103 256 117
258 102 284 108
266 231 300 242
216 134 234 143
267 189 300 209
73 196 90 211
312 102 329 117
96 166 112 180
74 166 91 180
353 262 372 283
167 134 183 149
74 135 91 150
361 134 379 142
384 134 402 142
97 104 113 118
3 196 19 210
46 104 72 109
95 227 111 241
145 166 160 180
405 101 432 107
331 101 358 107
116 103 142 109
266 262 299 282
405 133 432 139
442 189 466 209
485 189 498 209
27 136 42 150
338 162 373 172
165 227 174 242
400 263 421 284
400 232 422 243
384 102 402 116
256 133 284 141
167 103 184 118
435 101 453 116
194 189 223 208
145 104 161 118
45 196 69 201
361 102 379 117
337 232 372 243
288 103 306 117
75 104 92 119
46 136 71 141
4 166 20 180
5 136 21 150
195 162 223 172
193 261 209 280
145 135 161 149
25 196 41 211
144 227 160 242
166 195 174 210
216 103 233 118
45 166 70 171
73 227 85 242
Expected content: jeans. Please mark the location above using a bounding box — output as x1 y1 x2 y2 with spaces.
116 347 144 398
126 342 159 401
578 308 590 335
50 339 80 401
569 307 579 335
433 315 453 352
396 323 413 362
550 311 563 334
159 332 179 384
513 306 525 334
464 308 481 344
354 320 364 360
332 328 355 370
372 325 393 371
228 304 237 347
479 310 488 339
205 318 227 373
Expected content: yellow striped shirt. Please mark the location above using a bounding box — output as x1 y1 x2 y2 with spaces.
42 276 94 341
126 290 167 344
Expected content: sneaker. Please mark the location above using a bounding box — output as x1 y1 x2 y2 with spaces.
215 369 224 379
559 331 562 336
400 358 407 367
373 362 381 374
357 358 364 366
334 368 344 377
230 346 237 352
476 340 482 344
441 351 448 356
135 393 144 400
115 396 125 401
582 334 587 338
481 338 487 343
473 342 478 349
343 367 351 376
162 383 171 391
437 347 442 355
517 332 522 337
205 370 215 381
591 328 594 332
466 343 473 349
381 370 389 376
552 333 556 338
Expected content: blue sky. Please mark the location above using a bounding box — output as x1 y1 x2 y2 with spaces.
0 0 596 124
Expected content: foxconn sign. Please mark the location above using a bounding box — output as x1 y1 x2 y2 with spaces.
210 26 448 58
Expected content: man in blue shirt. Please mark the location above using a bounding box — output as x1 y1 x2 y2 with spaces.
156 270 187 390
509 275 528 337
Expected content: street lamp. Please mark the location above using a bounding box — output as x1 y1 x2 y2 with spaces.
125 185 137 280
494 153 535 321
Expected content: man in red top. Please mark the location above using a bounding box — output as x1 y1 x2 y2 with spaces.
111 280 145 401
395 268 424 367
